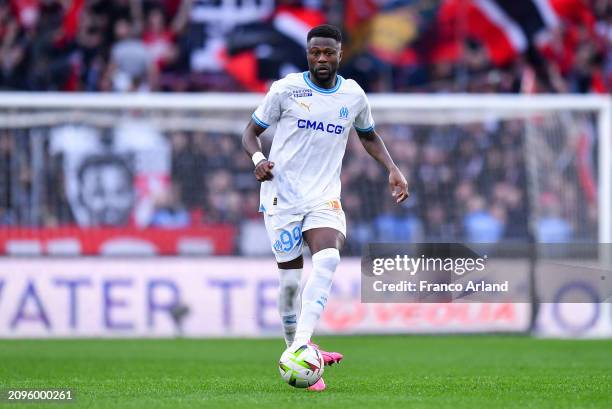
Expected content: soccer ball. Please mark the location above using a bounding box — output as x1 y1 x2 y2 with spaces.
278 344 324 388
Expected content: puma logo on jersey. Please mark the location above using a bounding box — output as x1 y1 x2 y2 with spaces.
299 102 312 112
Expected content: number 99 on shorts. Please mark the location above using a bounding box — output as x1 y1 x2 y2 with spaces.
273 226 302 254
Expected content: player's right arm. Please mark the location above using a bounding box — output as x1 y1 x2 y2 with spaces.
242 120 274 182
242 80 283 182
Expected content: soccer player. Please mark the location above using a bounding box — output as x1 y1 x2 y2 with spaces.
242 24 408 391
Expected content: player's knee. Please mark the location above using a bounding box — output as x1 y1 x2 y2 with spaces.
312 248 341 275
282 279 300 298
279 269 301 296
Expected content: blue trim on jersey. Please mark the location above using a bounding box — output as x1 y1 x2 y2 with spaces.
302 72 343 94
354 123 375 132
252 113 270 129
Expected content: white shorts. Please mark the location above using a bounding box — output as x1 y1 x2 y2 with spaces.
263 200 346 263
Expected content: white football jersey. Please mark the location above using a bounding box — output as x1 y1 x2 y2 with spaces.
252 71 375 215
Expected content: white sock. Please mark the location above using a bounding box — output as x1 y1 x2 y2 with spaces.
293 248 340 346
278 268 302 347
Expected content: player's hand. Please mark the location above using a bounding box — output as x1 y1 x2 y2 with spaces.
389 166 409 203
254 160 274 182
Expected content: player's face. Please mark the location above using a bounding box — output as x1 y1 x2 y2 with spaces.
306 37 342 84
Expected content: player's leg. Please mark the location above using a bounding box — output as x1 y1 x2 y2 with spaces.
263 213 305 347
293 227 344 347
292 202 346 347
277 256 303 347
303 227 346 366
299 226 345 392
288 204 345 392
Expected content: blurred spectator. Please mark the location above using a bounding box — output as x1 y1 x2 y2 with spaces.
493 182 529 239
142 6 177 69
74 4 107 90
537 193 573 242
205 169 242 223
170 131 205 210
463 196 506 242
374 200 422 242
102 17 158 91
149 184 191 228
425 201 455 240
0 132 14 224
0 0 25 89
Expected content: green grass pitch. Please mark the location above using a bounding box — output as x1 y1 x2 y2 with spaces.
0 336 611 408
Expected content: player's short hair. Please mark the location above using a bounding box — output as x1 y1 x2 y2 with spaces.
307 24 342 43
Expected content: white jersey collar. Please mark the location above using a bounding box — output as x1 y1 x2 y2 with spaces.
302 71 343 94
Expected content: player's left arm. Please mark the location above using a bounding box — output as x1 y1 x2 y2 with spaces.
356 128 409 203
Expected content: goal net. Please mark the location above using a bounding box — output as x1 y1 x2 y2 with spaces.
0 93 609 257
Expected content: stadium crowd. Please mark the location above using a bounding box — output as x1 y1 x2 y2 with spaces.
0 0 610 93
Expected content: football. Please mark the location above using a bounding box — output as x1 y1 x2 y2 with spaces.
278 344 324 388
